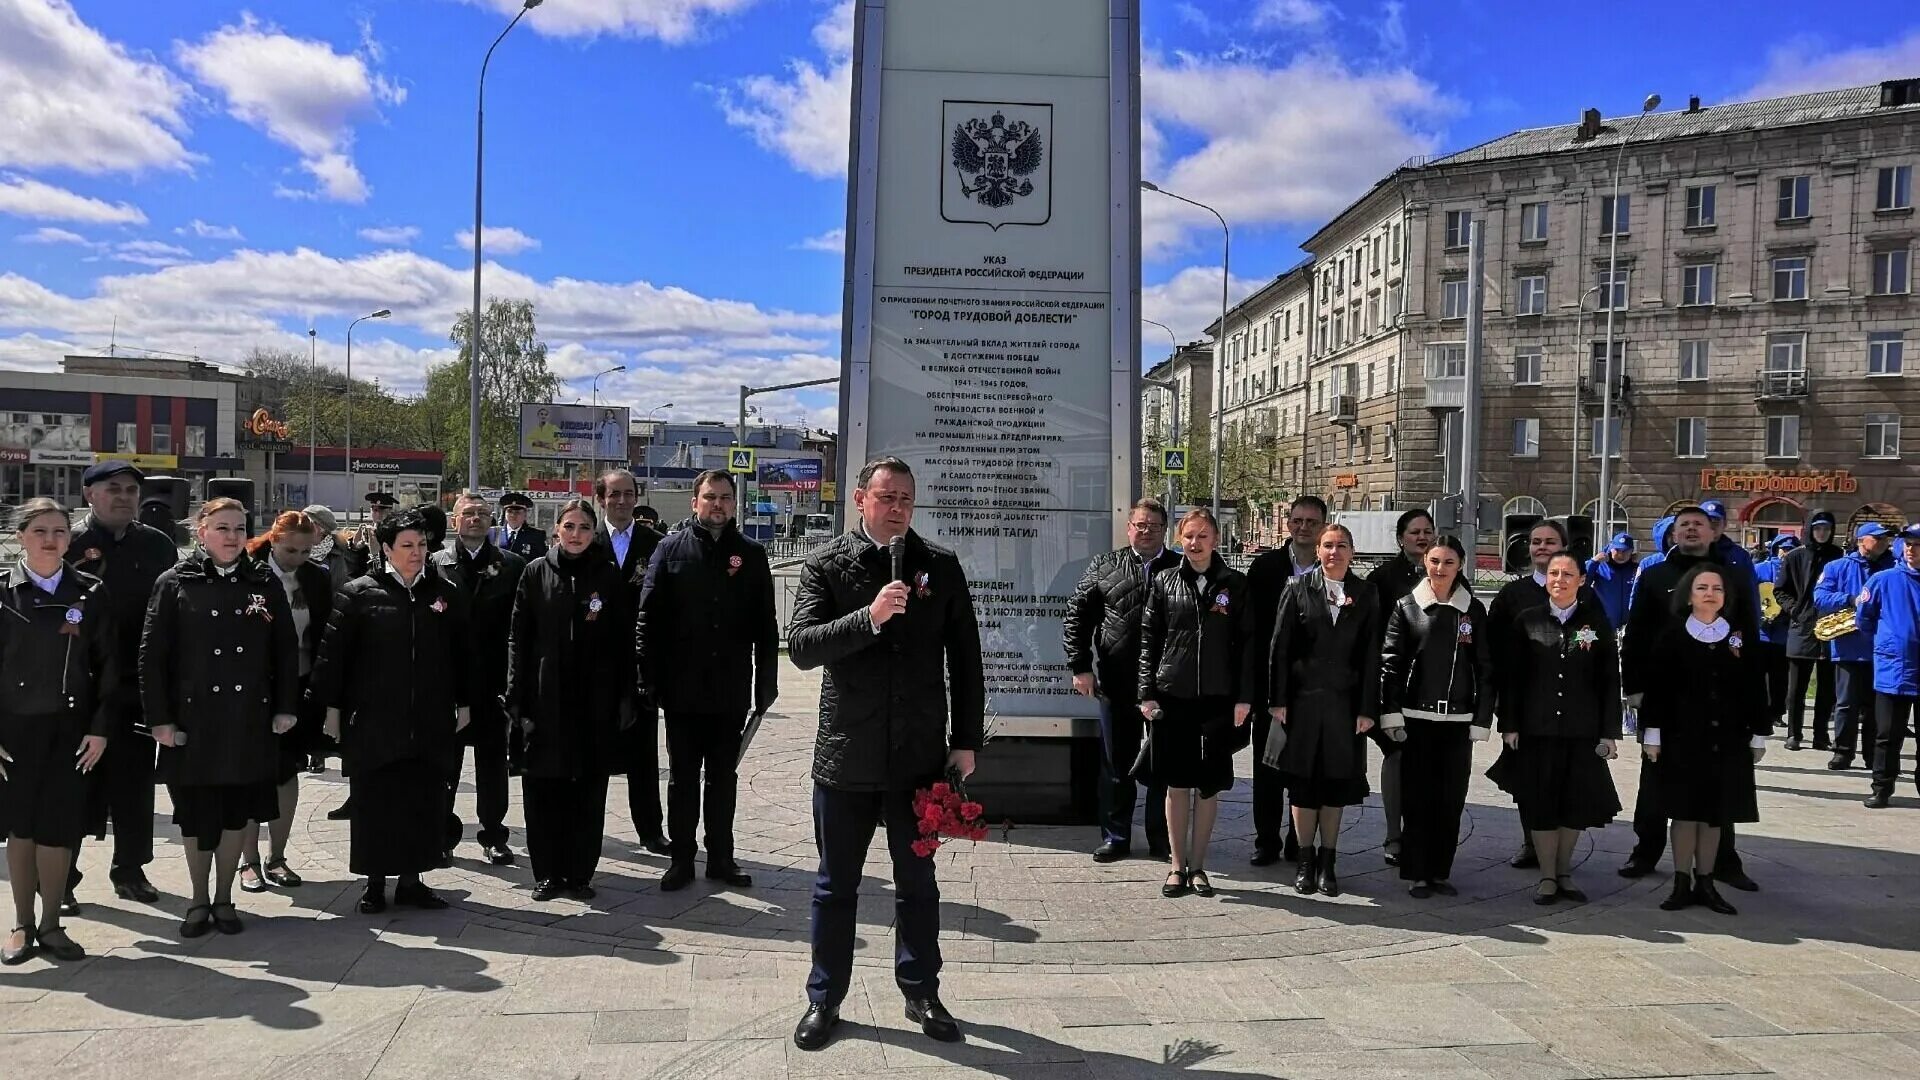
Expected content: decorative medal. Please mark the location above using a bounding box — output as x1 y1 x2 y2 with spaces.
1210 591 1230 614
245 593 273 621
1572 626 1599 650
64 606 83 624
1727 631 1743 656
587 593 604 621
728 554 743 577
1457 618 1473 642
429 597 448 613
82 548 103 564
915 571 932 598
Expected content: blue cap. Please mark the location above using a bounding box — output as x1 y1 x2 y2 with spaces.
1699 499 1728 521
1900 523 1920 542
80 459 143 486
1770 534 1800 551
1856 522 1891 540
1607 532 1634 552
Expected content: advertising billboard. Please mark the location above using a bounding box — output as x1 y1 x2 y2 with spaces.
518 404 630 461
758 457 823 491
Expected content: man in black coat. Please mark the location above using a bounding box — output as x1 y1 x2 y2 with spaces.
1773 508 1842 751
1063 497 1179 863
594 467 668 855
434 493 527 866
492 492 548 560
343 492 395 579
1619 505 1763 887
635 470 779 891
65 460 179 909
787 457 983 1051
1243 495 1328 865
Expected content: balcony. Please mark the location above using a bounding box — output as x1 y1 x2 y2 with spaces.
1331 394 1358 425
1577 373 1634 412
1422 375 1466 410
1754 370 1811 401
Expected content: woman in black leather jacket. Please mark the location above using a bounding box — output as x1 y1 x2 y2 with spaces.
1137 509 1257 900
1379 536 1492 898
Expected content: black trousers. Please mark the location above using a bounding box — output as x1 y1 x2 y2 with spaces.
1630 759 1743 873
1250 711 1290 851
1399 720 1471 883
443 716 511 850
807 784 940 1008
75 704 156 882
523 774 608 887
1759 641 1789 722
1095 697 1166 851
625 701 664 839
665 711 745 864
1871 693 1917 798
1787 656 1834 744
1832 661 1872 757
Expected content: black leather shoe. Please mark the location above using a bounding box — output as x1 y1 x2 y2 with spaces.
706 864 753 888
1716 868 1759 893
393 883 448 910
640 834 671 857
660 861 695 892
326 803 353 821
1316 849 1340 898
1785 735 1803 752
1865 792 1892 809
1618 857 1656 879
2 927 34 965
1509 846 1539 870
1382 841 1401 868
1827 754 1854 771
1249 846 1281 867
58 890 80 917
568 882 597 901
1555 877 1587 903
1293 848 1318 895
532 879 565 901
1660 871 1694 911
793 1002 839 1050
358 892 387 915
484 844 515 866
1813 737 1832 752
905 996 961 1042
1695 875 1738 915
1092 841 1129 863
111 870 161 903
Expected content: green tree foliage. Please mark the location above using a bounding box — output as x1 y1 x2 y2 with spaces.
243 347 429 452
432 297 561 487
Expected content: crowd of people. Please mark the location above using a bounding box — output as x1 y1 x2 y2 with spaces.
1067 494 1920 912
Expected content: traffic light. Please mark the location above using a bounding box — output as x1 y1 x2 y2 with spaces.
1558 514 1596 563
1503 513 1542 573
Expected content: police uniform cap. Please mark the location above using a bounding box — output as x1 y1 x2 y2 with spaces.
499 492 532 510
364 492 398 507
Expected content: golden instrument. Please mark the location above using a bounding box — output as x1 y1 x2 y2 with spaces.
1759 581 1782 624
1814 607 1858 641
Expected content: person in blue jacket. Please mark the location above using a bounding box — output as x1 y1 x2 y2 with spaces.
1856 524 1920 809
1815 522 1897 771
1700 500 1766 636
1587 532 1638 629
1754 534 1799 724
1630 516 1676 600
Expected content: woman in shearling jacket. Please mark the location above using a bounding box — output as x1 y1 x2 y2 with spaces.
1137 508 1257 900
1379 535 1492 898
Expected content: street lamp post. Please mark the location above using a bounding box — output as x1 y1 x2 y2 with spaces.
470 0 543 494
1596 93 1661 539
306 327 317 503
1569 284 1602 517
1141 181 1229 520
345 309 391 510
588 365 625 483
644 402 673 496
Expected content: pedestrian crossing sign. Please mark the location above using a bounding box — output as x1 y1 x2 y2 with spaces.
728 447 756 474
1161 448 1188 476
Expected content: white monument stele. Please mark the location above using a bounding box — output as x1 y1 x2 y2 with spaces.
837 0 1142 821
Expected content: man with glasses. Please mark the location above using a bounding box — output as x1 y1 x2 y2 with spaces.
1065 498 1180 862
595 468 669 856
1244 495 1329 866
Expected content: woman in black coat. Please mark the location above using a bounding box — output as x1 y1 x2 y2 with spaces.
1490 552 1622 905
1 499 114 963
1379 535 1492 898
1638 564 1767 915
1136 508 1256 899
237 510 333 892
1364 507 1434 868
312 507 470 914
142 498 300 937
1269 523 1381 897
507 499 632 902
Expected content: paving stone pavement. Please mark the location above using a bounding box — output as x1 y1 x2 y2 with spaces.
4 663 1919 1078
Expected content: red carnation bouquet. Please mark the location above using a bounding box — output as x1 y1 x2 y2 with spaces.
910 779 987 857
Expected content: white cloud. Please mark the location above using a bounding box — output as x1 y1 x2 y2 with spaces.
453 225 540 255
0 0 193 175
1253 0 1334 30
795 227 844 253
358 224 420 246
1744 31 1920 99
110 239 192 268
0 175 147 225
176 15 405 203
17 226 92 246
714 1 852 179
1141 264 1266 355
462 0 762 44
178 219 244 241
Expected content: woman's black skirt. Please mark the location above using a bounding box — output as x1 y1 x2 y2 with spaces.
0 712 91 847
1141 695 1238 798
349 758 445 876
168 782 280 852
1487 734 1620 832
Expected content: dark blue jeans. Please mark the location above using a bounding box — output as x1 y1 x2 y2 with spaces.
807 784 942 1007
1833 661 1872 757
1097 697 1167 850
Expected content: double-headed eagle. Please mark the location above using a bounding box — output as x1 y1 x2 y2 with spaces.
951 112 1044 208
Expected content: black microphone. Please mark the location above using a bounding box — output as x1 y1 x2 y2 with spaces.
889 534 906 584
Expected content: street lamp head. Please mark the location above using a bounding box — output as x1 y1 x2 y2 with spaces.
370 308 391 319
308 328 316 338
1642 94 1661 112
1139 180 1161 193
523 0 544 8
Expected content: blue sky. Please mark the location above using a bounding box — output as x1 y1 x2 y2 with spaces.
2 0 1917 429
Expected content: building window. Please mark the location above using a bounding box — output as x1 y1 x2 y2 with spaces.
1766 415 1801 460
115 423 136 452
1869 331 1905 376
1332 312 1345 348
1512 418 1540 458
1600 193 1631 236
1680 339 1710 381
1365 296 1380 334
1772 256 1808 300
1520 201 1549 242
1597 268 1628 310
1366 363 1377 398
1777 175 1811 221
183 426 207 457
1676 418 1708 459
1387 355 1398 390
1873 249 1911 295
1444 209 1471 249
1427 343 1467 378
1371 235 1383 271
1865 413 1902 459
1685 184 1717 228
1441 277 1470 319
1877 165 1914 211
1351 255 1362 286
1767 332 1807 373
1682 262 1717 306
1513 346 1544 385
1385 287 1403 323
1390 222 1402 262
149 426 171 454
1590 416 1623 459
1517 274 1547 315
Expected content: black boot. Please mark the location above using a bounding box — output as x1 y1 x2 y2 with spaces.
1694 874 1737 915
1316 848 1340 898
1659 871 1693 911
1293 847 1318 895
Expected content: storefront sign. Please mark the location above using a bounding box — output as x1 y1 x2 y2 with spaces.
1699 468 1860 495
241 408 293 450
1334 473 1359 489
350 460 402 474
0 447 25 464
30 448 94 466
758 457 822 491
94 452 179 469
